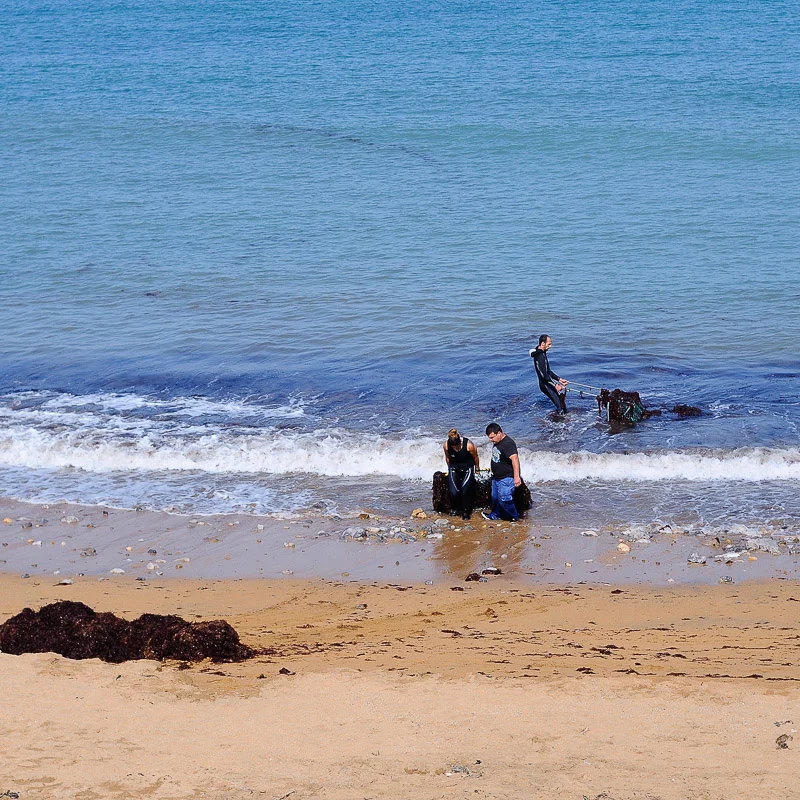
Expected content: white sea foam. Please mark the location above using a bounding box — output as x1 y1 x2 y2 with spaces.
2 390 799 484
0 421 799 483
7 391 308 420
0 425 437 478
519 448 800 483
0 465 321 517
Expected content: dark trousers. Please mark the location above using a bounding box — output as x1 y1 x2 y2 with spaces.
540 381 567 412
448 466 475 514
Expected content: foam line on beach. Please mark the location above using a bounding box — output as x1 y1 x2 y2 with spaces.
2 391 308 421
521 448 800 483
1 422 799 483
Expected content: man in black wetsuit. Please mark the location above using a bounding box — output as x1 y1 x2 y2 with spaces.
443 428 480 520
531 334 568 413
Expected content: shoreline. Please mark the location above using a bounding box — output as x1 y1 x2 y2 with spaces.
2 495 800 587
3 493 799 797
4 497 799 797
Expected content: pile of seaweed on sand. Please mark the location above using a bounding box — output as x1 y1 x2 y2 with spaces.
597 388 702 426
432 470 532 515
0 600 253 663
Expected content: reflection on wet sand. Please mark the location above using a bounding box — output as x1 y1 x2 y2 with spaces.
429 516 531 578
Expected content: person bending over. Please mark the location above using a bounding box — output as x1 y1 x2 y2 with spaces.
443 428 480 520
531 334 568 413
482 422 521 522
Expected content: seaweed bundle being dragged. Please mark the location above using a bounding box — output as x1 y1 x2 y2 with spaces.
527 340 701 424
566 381 702 427
596 388 659 426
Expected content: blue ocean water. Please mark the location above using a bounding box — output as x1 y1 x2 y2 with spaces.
1 1 799 529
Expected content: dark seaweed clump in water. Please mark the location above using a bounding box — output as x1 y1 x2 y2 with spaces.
671 404 703 417
597 388 661 426
431 470 532 515
0 601 254 663
596 389 703 425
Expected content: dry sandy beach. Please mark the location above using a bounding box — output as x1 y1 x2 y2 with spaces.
1 499 800 799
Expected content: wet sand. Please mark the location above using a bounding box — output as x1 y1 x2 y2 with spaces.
2 497 800 798
3 496 800 585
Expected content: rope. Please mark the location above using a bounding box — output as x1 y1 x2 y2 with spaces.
565 380 605 392
564 387 594 397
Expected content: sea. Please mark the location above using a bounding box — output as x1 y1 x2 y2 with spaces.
1 0 799 535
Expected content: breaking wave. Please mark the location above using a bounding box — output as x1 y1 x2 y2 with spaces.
1 390 799 485
520 448 800 484
1 391 799 519
1 425 800 483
